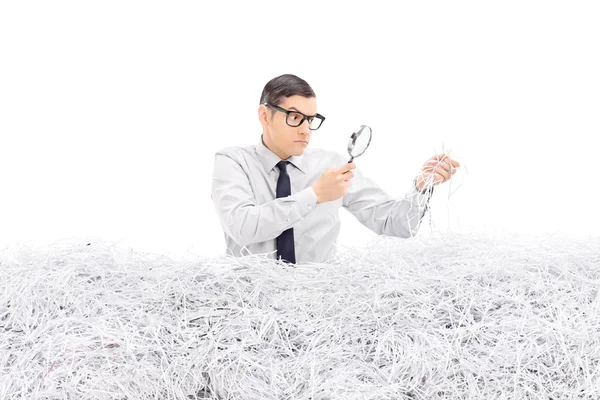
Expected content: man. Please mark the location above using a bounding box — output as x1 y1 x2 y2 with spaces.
211 74 459 264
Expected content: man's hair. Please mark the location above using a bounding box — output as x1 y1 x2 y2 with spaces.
259 74 316 110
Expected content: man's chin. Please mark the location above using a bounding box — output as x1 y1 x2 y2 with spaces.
291 143 308 154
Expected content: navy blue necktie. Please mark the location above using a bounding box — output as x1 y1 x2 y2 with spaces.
276 161 296 264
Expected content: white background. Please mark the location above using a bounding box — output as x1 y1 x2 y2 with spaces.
1 1 599 260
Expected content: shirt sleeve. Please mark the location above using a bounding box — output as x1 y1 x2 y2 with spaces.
211 152 318 247
342 160 434 238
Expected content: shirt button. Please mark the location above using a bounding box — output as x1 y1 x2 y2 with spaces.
308 206 313 210
287 219 290 222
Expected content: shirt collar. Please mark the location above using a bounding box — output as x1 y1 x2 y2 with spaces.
256 134 306 174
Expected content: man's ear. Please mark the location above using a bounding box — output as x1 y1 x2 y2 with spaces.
258 104 269 127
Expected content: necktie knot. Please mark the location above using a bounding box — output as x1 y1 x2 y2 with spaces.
277 161 289 173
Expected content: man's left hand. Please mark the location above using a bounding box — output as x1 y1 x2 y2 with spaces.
415 154 460 193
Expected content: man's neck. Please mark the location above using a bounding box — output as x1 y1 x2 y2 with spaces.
262 134 290 160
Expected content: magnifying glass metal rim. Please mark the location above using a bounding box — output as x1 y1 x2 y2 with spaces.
347 124 372 162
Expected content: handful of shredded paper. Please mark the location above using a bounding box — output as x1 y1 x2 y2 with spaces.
1 232 600 399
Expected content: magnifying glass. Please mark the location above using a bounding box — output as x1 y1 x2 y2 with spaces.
347 125 372 163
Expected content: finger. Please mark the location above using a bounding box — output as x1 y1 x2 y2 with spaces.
423 169 449 183
418 172 444 187
445 157 460 168
432 153 449 162
421 165 437 174
439 160 455 174
430 154 460 169
427 158 459 174
425 159 448 169
434 167 451 181
341 171 354 180
424 160 440 168
340 162 356 173
435 171 446 184
424 160 451 174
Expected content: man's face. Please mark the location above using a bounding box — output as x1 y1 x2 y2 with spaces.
259 95 318 160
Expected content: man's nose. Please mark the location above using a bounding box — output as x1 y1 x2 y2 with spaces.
298 118 311 134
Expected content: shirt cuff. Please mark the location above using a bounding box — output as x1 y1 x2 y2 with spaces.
409 185 434 207
295 186 318 214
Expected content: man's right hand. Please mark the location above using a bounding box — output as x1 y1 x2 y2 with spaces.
312 162 355 204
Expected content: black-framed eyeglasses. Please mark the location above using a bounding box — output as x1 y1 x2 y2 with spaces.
264 103 325 130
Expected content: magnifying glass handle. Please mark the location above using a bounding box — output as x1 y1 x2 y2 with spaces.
343 157 354 174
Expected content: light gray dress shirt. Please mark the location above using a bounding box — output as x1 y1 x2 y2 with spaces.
211 135 434 264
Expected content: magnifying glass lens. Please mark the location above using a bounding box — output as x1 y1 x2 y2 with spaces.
351 131 370 157
347 125 372 163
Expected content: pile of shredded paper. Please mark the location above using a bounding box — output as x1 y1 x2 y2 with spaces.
2 232 600 399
